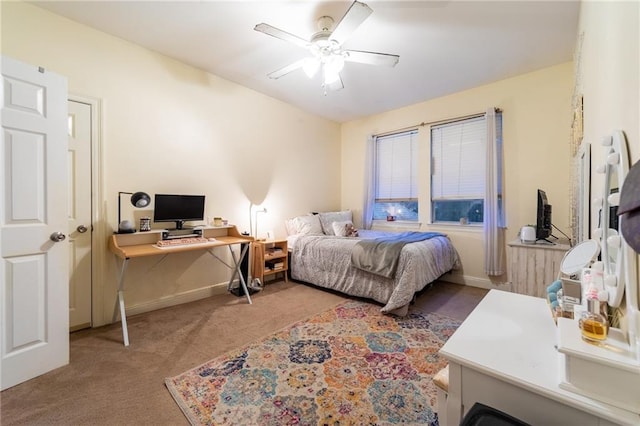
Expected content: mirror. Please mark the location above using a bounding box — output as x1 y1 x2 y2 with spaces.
596 131 630 308
604 161 619 276
560 239 600 276
575 142 591 243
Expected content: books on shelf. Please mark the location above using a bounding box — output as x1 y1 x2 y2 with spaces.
266 260 284 271
266 247 284 256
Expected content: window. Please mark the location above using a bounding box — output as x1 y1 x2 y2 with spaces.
373 130 418 221
431 112 502 224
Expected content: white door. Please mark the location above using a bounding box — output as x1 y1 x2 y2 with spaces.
1 56 69 390
68 100 92 331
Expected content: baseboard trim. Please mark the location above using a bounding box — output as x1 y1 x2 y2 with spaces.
122 274 509 319
125 282 229 318
440 273 511 292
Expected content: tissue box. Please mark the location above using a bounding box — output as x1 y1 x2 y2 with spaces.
560 278 582 319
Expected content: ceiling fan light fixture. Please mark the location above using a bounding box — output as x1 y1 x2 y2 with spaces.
320 53 345 85
323 67 341 85
325 54 345 74
303 57 320 78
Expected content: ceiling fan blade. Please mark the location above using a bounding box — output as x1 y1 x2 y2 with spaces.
329 1 373 46
254 23 309 49
344 50 399 67
267 58 307 80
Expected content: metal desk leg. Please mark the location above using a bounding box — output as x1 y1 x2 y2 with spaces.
112 257 130 347
206 243 252 304
228 244 252 304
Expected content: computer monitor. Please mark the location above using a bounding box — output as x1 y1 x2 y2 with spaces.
153 194 205 230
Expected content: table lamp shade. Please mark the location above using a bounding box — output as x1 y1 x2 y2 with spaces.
131 191 151 208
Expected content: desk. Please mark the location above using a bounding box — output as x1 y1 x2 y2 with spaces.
439 290 638 426
108 225 253 346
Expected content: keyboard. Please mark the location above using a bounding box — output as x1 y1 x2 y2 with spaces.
155 237 212 248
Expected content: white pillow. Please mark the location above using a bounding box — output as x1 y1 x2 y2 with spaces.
284 218 297 236
332 220 353 237
318 210 353 235
292 215 324 235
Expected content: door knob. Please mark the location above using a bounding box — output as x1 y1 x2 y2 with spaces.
49 232 66 242
77 225 88 233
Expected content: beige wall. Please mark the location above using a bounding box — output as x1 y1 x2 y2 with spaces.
4 1 636 326
341 63 574 288
579 1 639 165
578 1 639 327
2 2 341 325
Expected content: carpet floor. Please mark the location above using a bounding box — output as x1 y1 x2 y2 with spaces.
0 280 487 425
166 299 460 425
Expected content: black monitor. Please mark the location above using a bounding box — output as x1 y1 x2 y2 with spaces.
536 189 552 241
153 194 205 230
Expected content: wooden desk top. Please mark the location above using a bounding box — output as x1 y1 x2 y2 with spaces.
109 235 252 259
108 225 253 259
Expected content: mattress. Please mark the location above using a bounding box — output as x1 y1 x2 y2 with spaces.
289 230 460 313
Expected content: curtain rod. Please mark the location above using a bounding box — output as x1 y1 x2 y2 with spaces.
374 108 502 138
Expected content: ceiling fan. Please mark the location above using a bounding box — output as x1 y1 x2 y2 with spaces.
254 0 399 93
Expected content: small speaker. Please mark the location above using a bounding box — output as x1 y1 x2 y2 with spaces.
118 220 136 234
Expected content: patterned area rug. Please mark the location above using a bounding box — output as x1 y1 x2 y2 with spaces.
165 300 459 426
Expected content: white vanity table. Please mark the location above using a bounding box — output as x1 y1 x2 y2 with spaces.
440 130 640 425
440 290 639 425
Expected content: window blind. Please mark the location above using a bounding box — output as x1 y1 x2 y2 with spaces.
431 116 486 200
375 130 418 202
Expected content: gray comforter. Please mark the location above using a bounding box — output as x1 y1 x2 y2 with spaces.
290 230 460 314
351 231 446 278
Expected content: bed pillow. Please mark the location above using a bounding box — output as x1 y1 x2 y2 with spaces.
292 214 324 235
332 220 359 237
284 218 297 236
318 210 353 235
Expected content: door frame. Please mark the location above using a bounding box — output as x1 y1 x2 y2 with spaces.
68 94 105 328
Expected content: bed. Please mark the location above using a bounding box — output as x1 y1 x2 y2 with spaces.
286 211 460 315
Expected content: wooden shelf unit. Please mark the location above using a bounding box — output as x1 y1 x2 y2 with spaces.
507 239 571 297
252 239 288 284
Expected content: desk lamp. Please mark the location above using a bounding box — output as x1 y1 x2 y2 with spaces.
117 191 151 233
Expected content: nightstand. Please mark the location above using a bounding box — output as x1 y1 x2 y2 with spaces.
252 239 288 284
507 239 571 297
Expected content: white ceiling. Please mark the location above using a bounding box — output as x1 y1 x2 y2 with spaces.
31 0 580 123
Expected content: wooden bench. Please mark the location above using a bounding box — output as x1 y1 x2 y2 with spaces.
433 365 449 425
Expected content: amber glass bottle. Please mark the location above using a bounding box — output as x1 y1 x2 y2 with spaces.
579 299 608 342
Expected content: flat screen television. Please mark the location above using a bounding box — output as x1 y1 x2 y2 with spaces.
536 189 552 241
153 194 205 230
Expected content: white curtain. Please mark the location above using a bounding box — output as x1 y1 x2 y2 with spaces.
362 135 375 229
484 108 505 275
